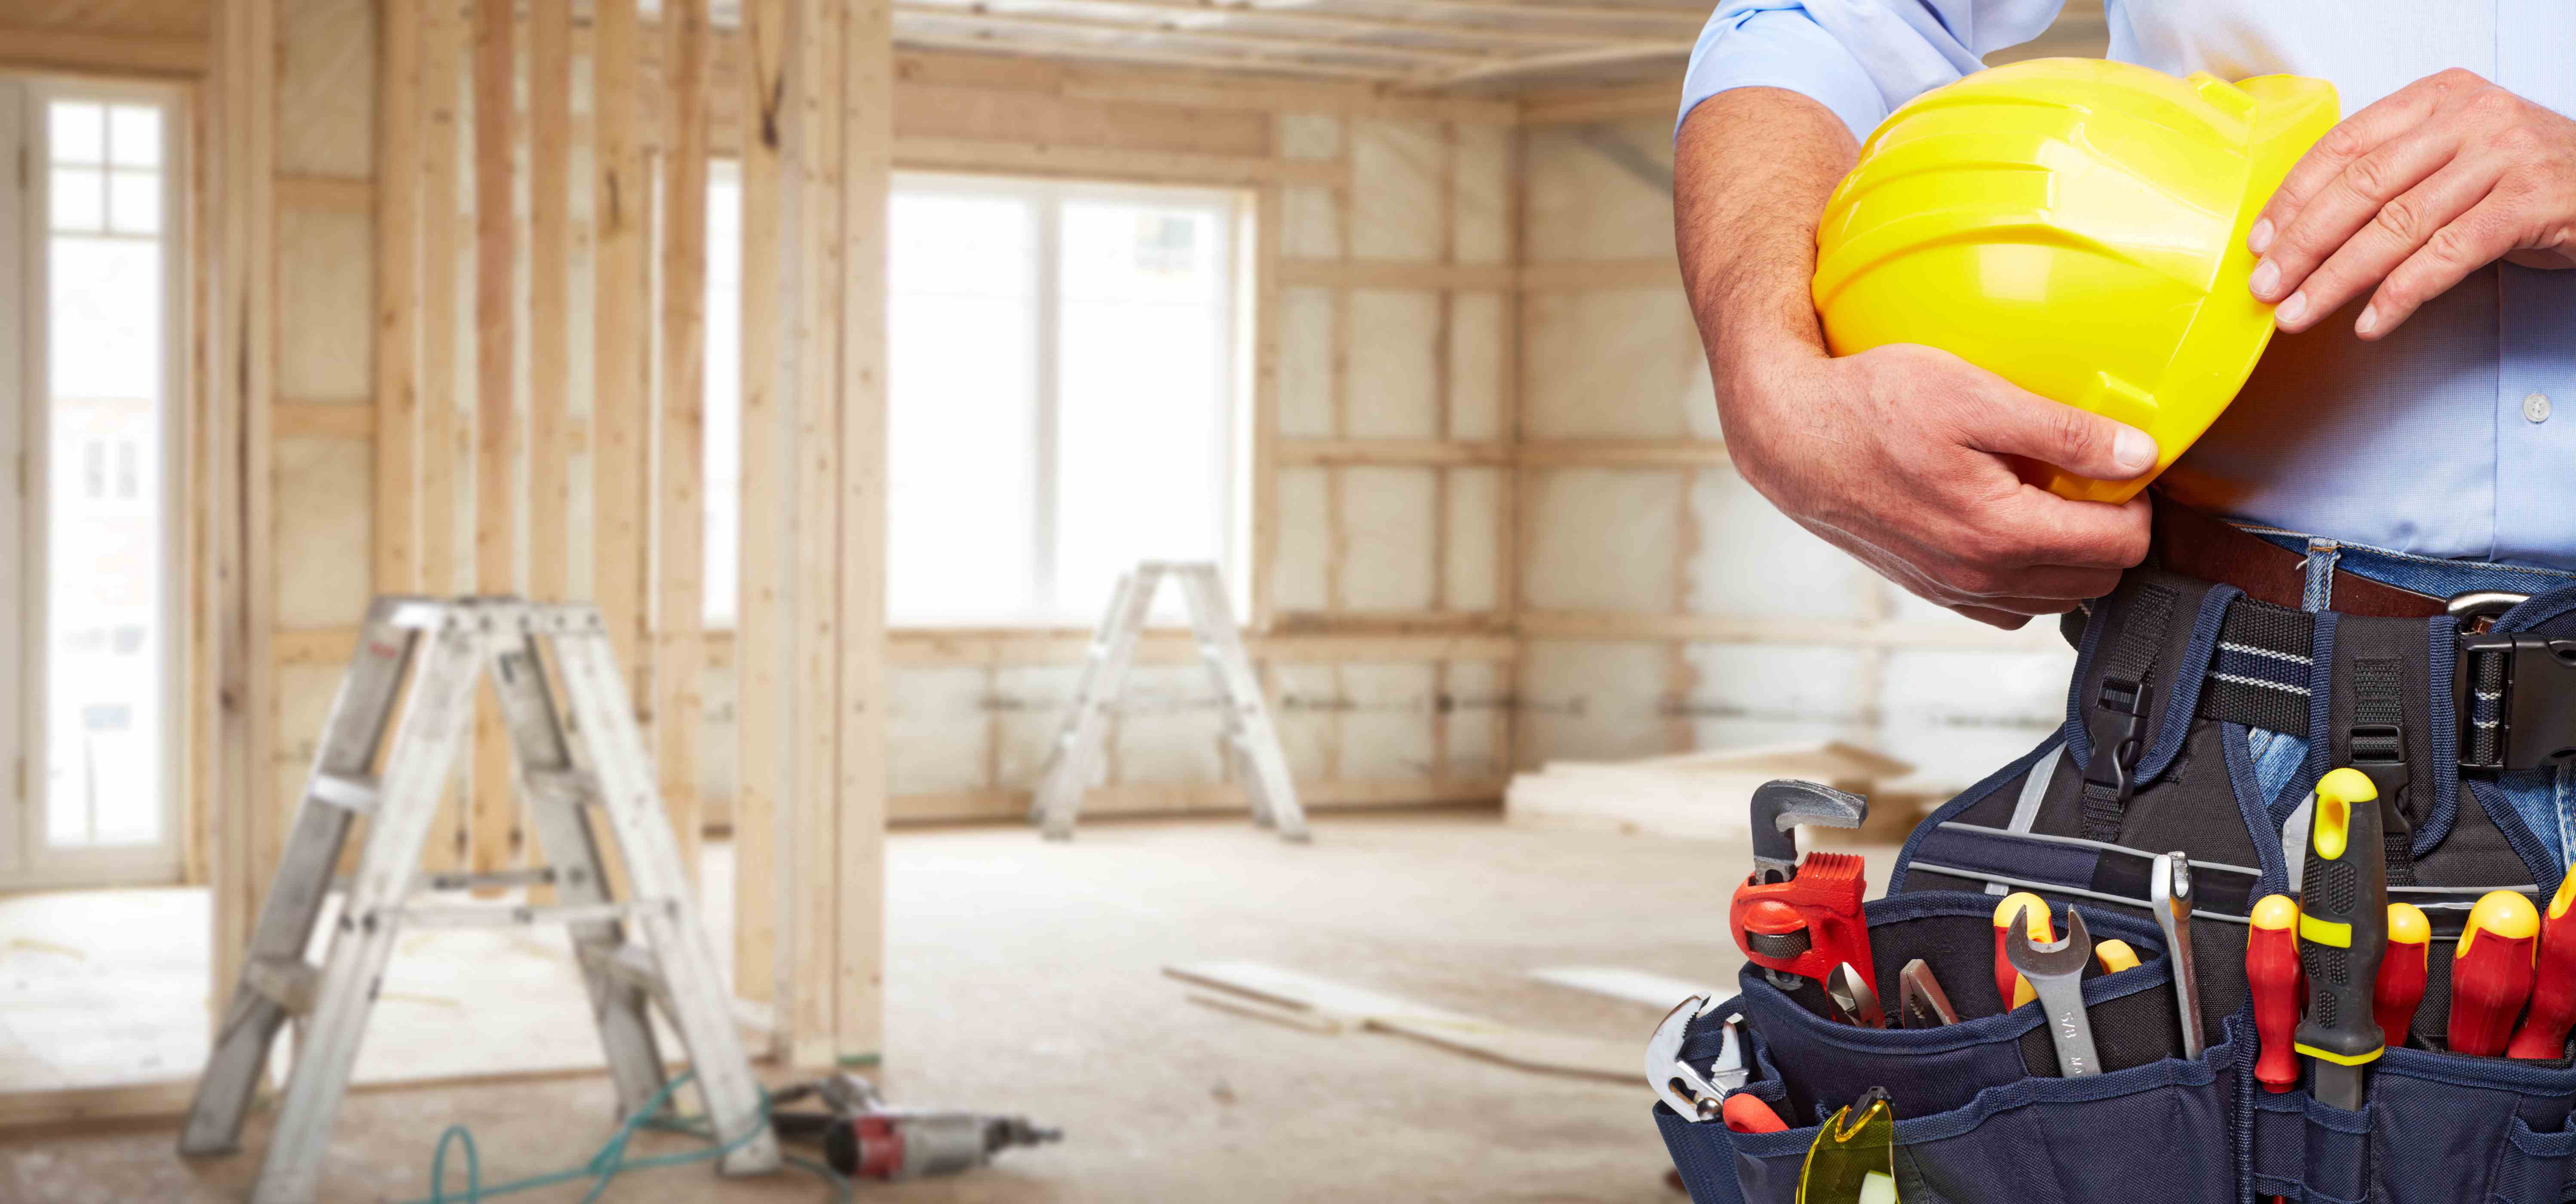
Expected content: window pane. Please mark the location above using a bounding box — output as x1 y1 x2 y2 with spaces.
110 170 161 235
49 101 103 163
47 177 168 849
109 105 162 168
1052 196 1232 618
702 165 741 626
50 166 104 232
887 190 1039 624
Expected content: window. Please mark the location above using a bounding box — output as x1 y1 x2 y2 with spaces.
696 171 1249 630
2 80 184 880
887 175 1247 626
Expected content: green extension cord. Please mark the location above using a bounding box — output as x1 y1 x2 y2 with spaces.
405 1071 852 1204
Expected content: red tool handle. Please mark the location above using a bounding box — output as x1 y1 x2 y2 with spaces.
2247 894 2302 1093
1730 852 1873 994
1991 892 2050 1012
2510 876 2576 1059
2375 903 2430 1049
2451 890 2540 1058
1721 1093 1787 1135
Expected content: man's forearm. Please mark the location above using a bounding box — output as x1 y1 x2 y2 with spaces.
1672 87 1860 403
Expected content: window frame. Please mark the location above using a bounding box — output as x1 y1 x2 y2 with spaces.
885 171 1254 630
2 74 189 889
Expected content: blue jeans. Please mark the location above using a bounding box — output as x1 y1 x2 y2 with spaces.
2234 526 2576 865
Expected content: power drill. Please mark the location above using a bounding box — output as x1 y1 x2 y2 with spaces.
767 1073 1061 1181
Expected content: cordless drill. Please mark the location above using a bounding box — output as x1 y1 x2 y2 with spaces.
767 1073 1061 1180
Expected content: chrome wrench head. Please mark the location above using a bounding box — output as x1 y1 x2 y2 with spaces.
2149 851 2205 1059
2006 906 2102 1077
1646 995 1726 1120
1747 780 1868 884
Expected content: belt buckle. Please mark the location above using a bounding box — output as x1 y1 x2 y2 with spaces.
2448 591 2576 773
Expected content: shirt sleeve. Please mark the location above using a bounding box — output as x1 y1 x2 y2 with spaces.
1677 0 2070 141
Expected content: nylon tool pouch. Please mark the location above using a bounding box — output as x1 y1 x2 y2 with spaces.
1658 570 2576 1204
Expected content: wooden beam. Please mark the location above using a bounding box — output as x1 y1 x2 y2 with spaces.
786 0 847 1073
275 172 374 211
1250 184 1279 631
377 0 423 605
733 0 793 1040
273 399 377 439
892 32 1413 83
888 777 1506 824
1516 439 1731 467
947 0 1654 48
0 26 209 77
660 0 713 895
1277 258 1514 289
1517 80 1674 124
290 626 1523 669
207 0 278 1039
1435 40 1688 86
1516 256 1676 291
1276 439 1511 466
594 0 650 712
1514 610 2068 650
837 0 894 1067
529 0 573 606
471 0 523 887
893 4 1496 64
894 135 1346 185
1317 0 1703 27
892 50 1515 121
418 0 469 873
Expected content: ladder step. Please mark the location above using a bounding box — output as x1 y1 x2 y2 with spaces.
245 957 319 1016
399 901 640 929
421 867 557 893
524 768 598 807
578 941 668 997
307 772 381 813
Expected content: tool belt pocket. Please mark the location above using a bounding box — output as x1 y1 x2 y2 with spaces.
1683 992 2239 1204
2284 1044 2576 1204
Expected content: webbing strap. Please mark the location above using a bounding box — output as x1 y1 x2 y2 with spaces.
2352 656 2417 887
2467 648 2508 767
2080 586 2174 842
2199 599 2315 736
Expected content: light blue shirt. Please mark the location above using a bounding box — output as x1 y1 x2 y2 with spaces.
1682 1 2576 570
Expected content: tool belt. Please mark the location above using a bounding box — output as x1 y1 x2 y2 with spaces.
1660 565 2576 1204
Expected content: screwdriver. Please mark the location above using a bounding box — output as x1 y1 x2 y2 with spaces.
2451 888 2540 1057
2510 873 2576 1060
2375 902 2429 1050
1723 1093 1789 1135
1993 892 2052 1012
2294 768 2391 1110
2247 893 2303 1093
2095 940 2141 974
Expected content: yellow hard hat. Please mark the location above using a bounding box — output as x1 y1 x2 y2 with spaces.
1812 58 2339 503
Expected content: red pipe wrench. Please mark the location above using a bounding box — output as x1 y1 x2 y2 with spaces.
1729 780 1874 995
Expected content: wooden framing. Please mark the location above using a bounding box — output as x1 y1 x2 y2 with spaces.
418 0 469 872
471 0 521 885
658 0 712 893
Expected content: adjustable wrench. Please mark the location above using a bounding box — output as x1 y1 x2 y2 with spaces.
2006 906 2102 1077
1646 996 1735 1121
1732 780 1873 994
2150 851 2204 1058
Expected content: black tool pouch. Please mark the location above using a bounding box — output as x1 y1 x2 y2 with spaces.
1661 571 2576 1204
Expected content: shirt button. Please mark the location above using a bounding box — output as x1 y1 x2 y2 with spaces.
2527 393 2553 424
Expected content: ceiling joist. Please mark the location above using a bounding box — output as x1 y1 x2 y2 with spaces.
897 3 1497 63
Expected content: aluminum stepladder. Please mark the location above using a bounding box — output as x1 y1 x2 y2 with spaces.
1031 562 1309 842
179 597 779 1204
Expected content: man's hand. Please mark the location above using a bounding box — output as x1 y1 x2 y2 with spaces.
2249 68 2576 338
1724 344 2156 630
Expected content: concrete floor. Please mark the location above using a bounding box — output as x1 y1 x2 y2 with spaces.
0 812 1898 1203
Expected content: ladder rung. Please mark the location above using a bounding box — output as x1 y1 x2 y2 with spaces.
524 768 598 806
400 901 638 928
308 772 380 813
421 867 558 893
579 942 667 997
245 957 319 1016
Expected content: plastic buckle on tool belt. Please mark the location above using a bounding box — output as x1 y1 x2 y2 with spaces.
2079 677 2156 839
2456 633 2576 773
2349 721 2414 884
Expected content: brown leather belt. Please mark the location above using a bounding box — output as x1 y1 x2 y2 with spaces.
2148 492 2448 618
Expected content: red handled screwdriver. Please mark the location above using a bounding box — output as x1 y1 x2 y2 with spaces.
2509 873 2576 1059
2247 894 2302 1093
2376 902 2429 1049
2450 889 2540 1057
